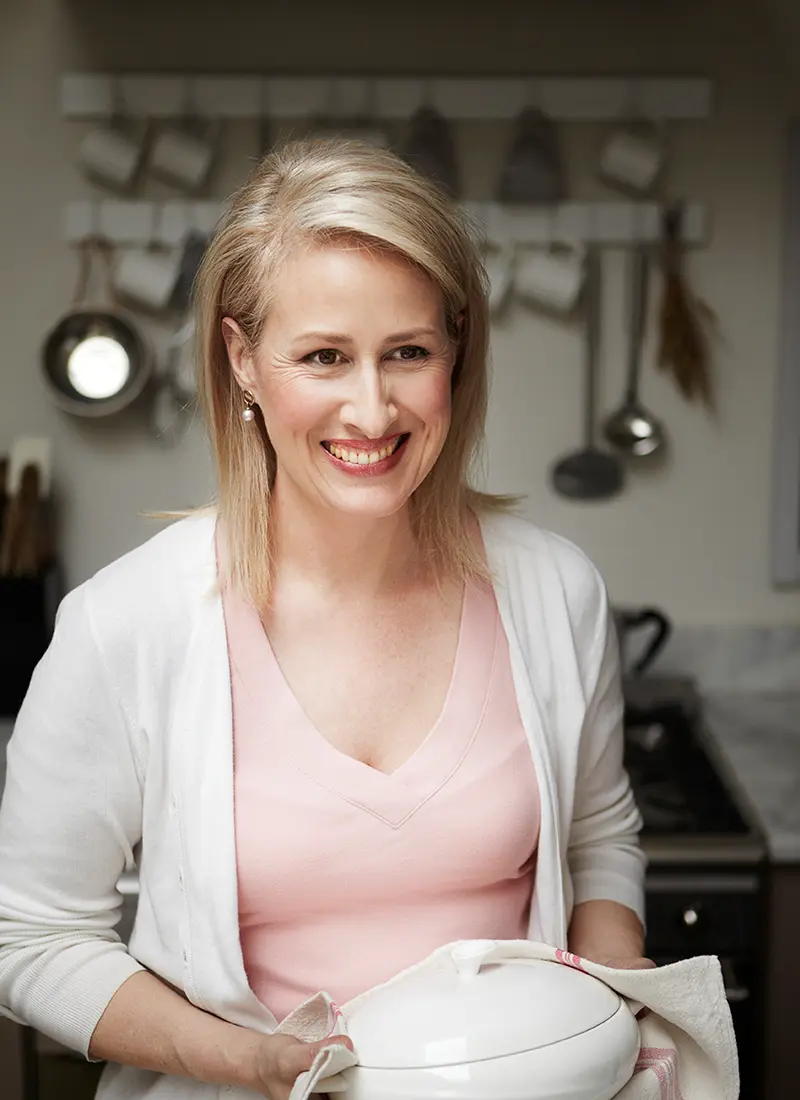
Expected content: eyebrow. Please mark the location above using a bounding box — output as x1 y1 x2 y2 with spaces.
293 327 443 345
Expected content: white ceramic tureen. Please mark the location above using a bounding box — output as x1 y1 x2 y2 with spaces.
339 940 640 1100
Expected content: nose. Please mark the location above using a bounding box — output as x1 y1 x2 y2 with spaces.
339 361 398 440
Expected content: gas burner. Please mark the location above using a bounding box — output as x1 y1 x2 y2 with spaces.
629 778 700 831
626 720 668 753
623 699 751 837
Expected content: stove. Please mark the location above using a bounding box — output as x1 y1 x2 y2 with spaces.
623 675 765 865
622 675 767 1098
626 701 750 834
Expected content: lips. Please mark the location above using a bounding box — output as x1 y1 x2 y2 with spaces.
321 433 409 466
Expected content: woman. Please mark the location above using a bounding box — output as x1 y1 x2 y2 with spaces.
0 139 648 1100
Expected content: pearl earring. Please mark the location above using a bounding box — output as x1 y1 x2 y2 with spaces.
242 390 256 422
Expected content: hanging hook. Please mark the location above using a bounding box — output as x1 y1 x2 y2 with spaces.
525 76 542 110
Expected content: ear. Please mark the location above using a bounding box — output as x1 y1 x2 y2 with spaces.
447 309 466 348
448 310 466 369
222 317 257 392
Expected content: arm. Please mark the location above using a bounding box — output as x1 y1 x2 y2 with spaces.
568 900 650 967
89 971 350 1097
0 585 145 1045
566 575 648 964
0 585 347 1097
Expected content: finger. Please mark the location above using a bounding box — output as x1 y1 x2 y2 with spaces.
312 1035 354 1054
288 1043 322 1076
295 1035 354 1072
591 956 657 970
615 957 657 970
280 1033 356 1082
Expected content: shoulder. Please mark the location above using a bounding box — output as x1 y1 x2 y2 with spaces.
28 515 218 739
75 512 218 650
85 511 216 599
479 510 609 640
480 510 606 599
479 510 618 708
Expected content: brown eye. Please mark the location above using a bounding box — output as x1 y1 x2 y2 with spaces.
395 346 428 361
308 349 340 366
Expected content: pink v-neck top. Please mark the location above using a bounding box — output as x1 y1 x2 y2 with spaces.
225 578 540 1022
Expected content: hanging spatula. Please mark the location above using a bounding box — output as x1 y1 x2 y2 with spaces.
496 106 566 204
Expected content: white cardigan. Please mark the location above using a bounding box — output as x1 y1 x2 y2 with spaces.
0 510 645 1099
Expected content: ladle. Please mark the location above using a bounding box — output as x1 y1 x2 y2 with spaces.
603 245 665 458
551 249 625 501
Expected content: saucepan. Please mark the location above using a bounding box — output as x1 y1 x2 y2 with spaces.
41 236 153 418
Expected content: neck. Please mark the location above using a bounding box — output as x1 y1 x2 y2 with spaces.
269 476 423 597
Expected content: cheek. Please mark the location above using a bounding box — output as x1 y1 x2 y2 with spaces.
259 374 329 436
404 370 453 427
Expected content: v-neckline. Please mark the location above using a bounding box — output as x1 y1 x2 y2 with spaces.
227 578 498 828
177 512 567 1033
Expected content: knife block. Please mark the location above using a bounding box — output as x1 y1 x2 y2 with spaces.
0 565 60 717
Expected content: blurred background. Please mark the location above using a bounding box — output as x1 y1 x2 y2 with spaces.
0 1 799 1098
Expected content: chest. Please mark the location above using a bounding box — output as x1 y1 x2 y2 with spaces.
262 584 466 773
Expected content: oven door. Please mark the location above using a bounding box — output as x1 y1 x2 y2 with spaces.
644 870 764 1099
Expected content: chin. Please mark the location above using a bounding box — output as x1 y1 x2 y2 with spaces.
323 488 415 521
311 441 440 520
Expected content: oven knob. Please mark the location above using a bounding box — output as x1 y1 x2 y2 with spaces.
682 906 700 927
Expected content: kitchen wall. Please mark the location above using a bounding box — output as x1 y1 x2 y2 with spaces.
1 0 799 625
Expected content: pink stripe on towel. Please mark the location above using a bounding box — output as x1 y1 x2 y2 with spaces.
555 949 587 971
634 1047 683 1100
322 1002 343 1038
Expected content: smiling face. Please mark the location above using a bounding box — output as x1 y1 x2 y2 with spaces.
223 242 457 522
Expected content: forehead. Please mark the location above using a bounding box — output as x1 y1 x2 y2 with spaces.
265 241 446 326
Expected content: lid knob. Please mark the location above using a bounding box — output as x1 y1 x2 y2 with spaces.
450 939 497 979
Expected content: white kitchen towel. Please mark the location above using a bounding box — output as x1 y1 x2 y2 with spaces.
279 939 739 1100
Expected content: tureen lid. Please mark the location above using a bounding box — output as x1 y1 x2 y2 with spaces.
344 942 624 1069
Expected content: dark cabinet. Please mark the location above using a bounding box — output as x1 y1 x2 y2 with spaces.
764 866 800 1097
772 121 800 586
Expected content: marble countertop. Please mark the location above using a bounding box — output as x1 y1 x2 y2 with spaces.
2 695 800 862
701 692 800 863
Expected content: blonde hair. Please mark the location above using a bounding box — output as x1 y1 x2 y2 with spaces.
193 136 512 607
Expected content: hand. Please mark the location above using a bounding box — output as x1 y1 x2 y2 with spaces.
568 900 656 973
250 1032 354 1100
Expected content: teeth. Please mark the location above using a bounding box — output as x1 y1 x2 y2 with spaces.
325 437 404 465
